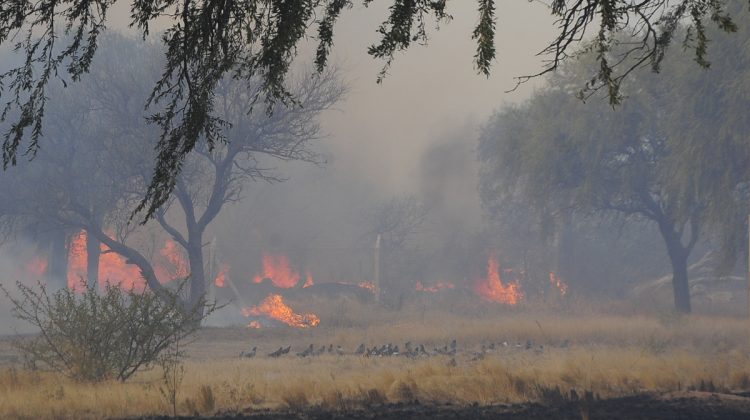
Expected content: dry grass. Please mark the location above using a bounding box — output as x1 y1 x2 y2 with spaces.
0 299 749 419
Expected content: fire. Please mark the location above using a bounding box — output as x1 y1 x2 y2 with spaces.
302 272 314 288
66 230 193 291
252 253 301 288
415 281 455 293
159 239 189 279
549 271 569 296
67 231 144 290
243 294 320 328
26 256 48 277
214 264 229 288
247 320 262 329
474 254 523 305
334 281 376 293
357 281 376 293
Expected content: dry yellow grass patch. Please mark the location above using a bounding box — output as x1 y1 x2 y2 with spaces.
0 307 748 419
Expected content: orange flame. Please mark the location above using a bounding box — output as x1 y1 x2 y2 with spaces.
252 254 300 288
302 272 314 288
66 231 191 291
158 239 189 279
26 256 48 277
358 281 376 293
243 294 320 328
67 231 145 291
474 254 523 305
549 271 569 296
214 264 229 288
247 320 262 329
334 281 376 293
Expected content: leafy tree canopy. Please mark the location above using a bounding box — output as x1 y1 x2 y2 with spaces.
479 5 750 312
0 0 743 220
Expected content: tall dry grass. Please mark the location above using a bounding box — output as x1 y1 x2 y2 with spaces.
0 300 749 419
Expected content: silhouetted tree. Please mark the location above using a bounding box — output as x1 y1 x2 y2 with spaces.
0 35 344 317
0 0 742 219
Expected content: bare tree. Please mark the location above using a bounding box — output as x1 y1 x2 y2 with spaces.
0 34 345 318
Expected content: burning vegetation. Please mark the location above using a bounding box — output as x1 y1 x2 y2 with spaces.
474 254 523 305
242 294 320 328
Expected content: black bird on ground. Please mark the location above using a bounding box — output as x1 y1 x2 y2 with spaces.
281 345 291 355
240 346 257 358
355 343 366 355
268 347 285 358
297 344 314 357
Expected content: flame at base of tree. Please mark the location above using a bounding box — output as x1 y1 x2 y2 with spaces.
61 231 208 292
67 231 144 291
242 294 320 328
549 271 569 296
474 254 523 305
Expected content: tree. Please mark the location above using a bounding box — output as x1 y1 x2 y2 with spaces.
0 34 344 317
149 69 344 311
0 0 742 220
478 22 750 313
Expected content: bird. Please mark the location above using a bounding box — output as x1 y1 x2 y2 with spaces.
335 345 345 356
327 344 334 354
297 344 314 357
450 339 457 351
268 347 284 358
240 346 257 358
355 343 366 355
281 345 291 355
314 345 326 356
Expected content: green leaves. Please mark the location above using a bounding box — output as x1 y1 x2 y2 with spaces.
0 0 744 223
1 279 215 381
472 0 496 77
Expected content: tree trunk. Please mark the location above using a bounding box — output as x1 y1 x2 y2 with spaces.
46 229 69 291
658 222 692 314
668 248 691 313
186 237 206 318
86 233 100 290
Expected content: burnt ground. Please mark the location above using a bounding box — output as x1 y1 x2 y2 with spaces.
141 391 750 420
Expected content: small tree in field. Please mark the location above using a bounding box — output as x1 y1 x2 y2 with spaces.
0 280 215 382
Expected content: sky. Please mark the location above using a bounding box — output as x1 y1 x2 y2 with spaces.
103 1 557 197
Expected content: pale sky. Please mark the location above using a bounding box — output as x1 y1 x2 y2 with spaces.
105 1 557 195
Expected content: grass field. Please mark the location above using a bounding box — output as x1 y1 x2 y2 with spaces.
0 296 749 419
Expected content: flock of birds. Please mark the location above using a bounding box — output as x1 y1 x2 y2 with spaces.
239 338 571 360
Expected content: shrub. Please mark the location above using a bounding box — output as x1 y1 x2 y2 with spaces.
1 280 214 382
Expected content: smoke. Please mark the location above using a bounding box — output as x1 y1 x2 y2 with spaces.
0 241 47 335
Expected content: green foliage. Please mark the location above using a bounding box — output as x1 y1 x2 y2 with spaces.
479 6 750 311
0 280 214 382
1 0 740 222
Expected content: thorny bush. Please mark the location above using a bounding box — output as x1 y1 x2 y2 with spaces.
0 280 216 382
